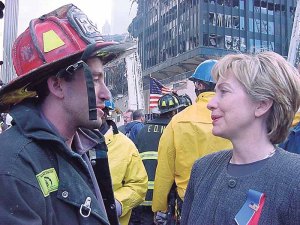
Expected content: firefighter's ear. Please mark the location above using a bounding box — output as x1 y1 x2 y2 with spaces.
47 76 64 99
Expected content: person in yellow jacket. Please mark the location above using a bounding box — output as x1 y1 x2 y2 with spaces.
99 104 148 225
152 60 233 224
292 111 300 127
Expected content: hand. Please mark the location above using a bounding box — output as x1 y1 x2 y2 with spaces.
114 199 122 217
154 211 168 225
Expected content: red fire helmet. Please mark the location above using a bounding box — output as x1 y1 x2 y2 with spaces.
0 4 133 112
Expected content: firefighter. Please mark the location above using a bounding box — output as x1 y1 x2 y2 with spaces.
177 94 192 112
0 4 133 224
292 111 300 126
95 100 148 225
130 93 183 225
152 60 233 224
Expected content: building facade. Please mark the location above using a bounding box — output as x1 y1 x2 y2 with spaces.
1 0 18 84
129 0 297 99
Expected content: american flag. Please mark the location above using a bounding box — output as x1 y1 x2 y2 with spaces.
149 76 173 109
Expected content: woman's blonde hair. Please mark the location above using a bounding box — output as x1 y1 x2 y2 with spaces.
212 51 300 144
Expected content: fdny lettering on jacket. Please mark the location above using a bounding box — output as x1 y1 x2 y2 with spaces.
147 125 166 133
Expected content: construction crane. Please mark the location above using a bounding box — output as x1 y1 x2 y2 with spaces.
288 0 300 67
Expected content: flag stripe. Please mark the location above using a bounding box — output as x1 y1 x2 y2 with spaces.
149 77 172 109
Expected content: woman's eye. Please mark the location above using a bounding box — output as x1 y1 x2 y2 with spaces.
220 89 228 94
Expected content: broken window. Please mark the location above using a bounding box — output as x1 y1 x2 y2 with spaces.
217 13 224 27
225 35 232 49
232 16 239 29
203 34 224 48
225 15 232 28
240 37 246 51
209 12 217 26
209 12 224 27
232 37 240 50
209 34 217 47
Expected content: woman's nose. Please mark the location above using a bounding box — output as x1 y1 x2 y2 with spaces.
207 96 217 111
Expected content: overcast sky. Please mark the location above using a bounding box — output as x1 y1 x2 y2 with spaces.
18 0 113 34
7 0 136 34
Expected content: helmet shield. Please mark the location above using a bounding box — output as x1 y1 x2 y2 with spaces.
157 93 181 114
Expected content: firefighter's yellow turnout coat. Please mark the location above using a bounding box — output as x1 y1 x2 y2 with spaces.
152 92 233 212
105 130 148 225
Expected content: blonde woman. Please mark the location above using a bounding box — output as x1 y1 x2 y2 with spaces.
181 51 300 224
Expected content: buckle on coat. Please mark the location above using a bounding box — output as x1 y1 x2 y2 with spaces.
80 197 92 217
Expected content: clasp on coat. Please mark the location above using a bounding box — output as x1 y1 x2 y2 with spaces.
80 197 92 217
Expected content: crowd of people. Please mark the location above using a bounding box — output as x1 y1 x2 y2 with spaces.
1 3 300 225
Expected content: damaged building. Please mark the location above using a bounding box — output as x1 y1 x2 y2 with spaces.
128 0 297 110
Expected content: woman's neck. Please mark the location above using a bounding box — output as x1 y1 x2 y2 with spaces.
230 138 275 164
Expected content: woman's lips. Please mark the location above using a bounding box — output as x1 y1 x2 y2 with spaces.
211 115 221 123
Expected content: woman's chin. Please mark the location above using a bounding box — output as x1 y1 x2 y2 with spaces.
212 128 225 138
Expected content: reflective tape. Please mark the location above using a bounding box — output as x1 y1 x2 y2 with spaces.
140 151 158 160
148 181 154 190
141 200 152 206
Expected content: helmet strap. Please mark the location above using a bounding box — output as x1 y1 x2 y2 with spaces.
82 63 97 120
81 44 97 121
107 119 119 134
